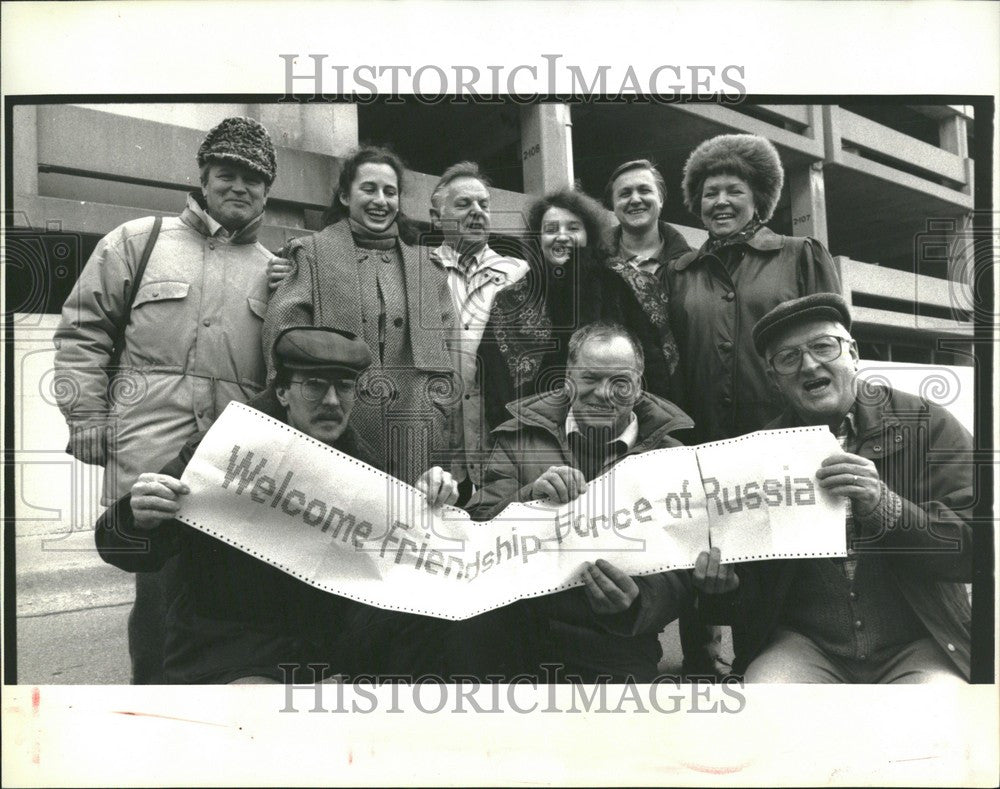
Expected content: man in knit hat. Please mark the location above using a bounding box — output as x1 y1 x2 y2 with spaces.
54 116 282 683
695 294 972 683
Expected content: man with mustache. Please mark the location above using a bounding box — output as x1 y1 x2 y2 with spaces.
695 294 973 683
94 327 460 683
428 162 529 504
466 321 698 682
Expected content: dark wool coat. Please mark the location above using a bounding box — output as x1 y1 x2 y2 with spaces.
701 385 974 679
662 227 842 443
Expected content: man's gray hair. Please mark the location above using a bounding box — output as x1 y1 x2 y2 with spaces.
430 161 491 210
567 321 645 374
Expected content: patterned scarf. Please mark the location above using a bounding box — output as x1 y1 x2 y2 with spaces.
703 216 765 256
604 255 679 375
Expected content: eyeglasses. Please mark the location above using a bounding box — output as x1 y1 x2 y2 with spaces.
289 377 357 402
768 335 851 375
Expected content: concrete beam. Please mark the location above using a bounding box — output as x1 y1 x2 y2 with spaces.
12 105 39 199
670 103 825 156
938 114 969 159
253 103 359 158
35 105 339 208
831 107 967 186
519 103 574 195
788 162 829 244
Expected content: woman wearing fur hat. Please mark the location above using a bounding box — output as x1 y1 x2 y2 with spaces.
664 133 842 445
263 146 456 486
54 116 281 682
663 134 842 680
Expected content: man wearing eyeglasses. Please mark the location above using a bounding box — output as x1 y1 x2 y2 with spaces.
694 293 973 683
95 326 459 683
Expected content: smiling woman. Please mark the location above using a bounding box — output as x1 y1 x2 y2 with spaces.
263 146 456 485
484 187 680 417
663 134 843 445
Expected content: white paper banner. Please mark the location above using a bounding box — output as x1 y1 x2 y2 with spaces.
176 402 846 620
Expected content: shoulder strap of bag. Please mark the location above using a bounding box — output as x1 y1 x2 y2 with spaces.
109 215 162 368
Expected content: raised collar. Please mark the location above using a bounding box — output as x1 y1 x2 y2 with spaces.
565 410 639 451
180 192 264 245
673 225 785 271
607 220 667 261
498 390 694 454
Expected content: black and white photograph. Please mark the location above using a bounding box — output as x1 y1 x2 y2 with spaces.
2 1 998 786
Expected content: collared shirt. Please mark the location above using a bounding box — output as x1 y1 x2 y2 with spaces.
431 242 529 337
565 410 639 450
564 411 639 482
430 242 529 484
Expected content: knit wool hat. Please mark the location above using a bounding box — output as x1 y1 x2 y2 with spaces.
197 117 277 185
682 134 785 222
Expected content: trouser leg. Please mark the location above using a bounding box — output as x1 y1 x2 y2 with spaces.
874 638 967 685
679 602 726 678
744 628 850 683
127 554 180 684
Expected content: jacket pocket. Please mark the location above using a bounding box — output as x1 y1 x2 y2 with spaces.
133 280 190 308
247 297 267 320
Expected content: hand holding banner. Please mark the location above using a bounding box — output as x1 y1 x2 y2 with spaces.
176 403 845 620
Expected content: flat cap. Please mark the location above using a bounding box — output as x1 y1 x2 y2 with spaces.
273 327 372 375
197 116 277 185
752 293 852 356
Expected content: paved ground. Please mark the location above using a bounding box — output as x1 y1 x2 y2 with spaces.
15 527 132 684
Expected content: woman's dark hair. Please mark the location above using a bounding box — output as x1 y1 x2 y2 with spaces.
527 187 612 261
602 159 667 210
525 187 616 330
322 144 417 243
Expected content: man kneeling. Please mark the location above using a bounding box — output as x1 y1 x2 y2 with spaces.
95 327 459 683
695 294 972 683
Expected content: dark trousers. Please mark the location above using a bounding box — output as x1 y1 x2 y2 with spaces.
127 555 181 684
679 603 726 679
334 600 541 681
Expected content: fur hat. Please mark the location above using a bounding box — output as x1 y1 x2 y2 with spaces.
682 134 784 222
197 117 277 185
